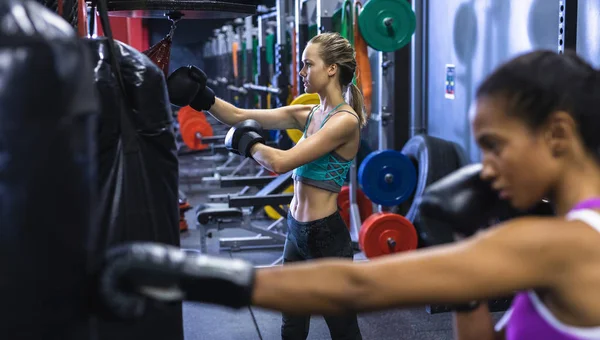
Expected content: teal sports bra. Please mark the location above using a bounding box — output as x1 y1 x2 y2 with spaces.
292 103 359 193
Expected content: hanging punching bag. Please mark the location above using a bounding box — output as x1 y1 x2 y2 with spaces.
83 1 182 339
0 0 99 339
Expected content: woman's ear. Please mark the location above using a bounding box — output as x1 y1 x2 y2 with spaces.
544 111 577 158
328 63 337 77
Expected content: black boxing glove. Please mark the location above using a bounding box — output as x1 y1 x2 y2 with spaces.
98 242 256 320
224 120 265 157
189 85 216 111
167 65 208 106
415 163 515 238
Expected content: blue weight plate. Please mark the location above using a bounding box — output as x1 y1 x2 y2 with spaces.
358 150 417 206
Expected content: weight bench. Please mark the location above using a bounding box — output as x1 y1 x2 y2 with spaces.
181 156 264 193
207 172 275 202
196 171 294 254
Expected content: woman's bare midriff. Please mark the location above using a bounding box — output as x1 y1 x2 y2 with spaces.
290 106 360 222
289 182 339 222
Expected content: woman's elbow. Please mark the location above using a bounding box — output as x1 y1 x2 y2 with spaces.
271 164 288 174
270 156 293 174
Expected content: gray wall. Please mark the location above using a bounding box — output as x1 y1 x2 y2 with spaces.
577 0 600 67
424 0 559 162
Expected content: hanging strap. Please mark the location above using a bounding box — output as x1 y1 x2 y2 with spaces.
354 0 372 117
232 41 239 79
76 0 88 37
340 0 354 46
291 25 298 98
340 0 357 85
94 0 139 153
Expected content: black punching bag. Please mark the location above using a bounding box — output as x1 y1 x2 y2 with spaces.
0 0 99 339
83 14 182 340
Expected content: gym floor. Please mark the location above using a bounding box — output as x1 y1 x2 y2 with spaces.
179 189 504 340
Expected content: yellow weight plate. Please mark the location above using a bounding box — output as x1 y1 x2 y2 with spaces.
286 93 320 143
264 185 295 220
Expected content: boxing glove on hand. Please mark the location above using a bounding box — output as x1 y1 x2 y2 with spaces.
416 163 515 237
189 86 216 111
224 120 265 157
98 242 256 320
167 65 208 106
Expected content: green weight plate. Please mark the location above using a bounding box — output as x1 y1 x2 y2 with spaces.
308 24 318 39
332 7 343 33
358 0 416 52
265 34 275 65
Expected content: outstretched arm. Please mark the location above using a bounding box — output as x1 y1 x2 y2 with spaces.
249 111 358 173
208 97 311 131
251 217 570 315
167 66 311 131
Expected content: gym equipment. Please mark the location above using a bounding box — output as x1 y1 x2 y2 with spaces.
85 0 182 336
397 135 465 222
338 186 373 229
218 174 276 188
353 0 373 115
286 93 320 143
223 119 266 157
357 0 416 52
264 184 295 220
416 163 515 237
358 150 417 207
359 213 418 258
1 1 99 336
192 162 268 197
178 107 214 150
99 242 256 320
143 15 178 77
106 0 257 19
416 164 557 246
335 0 373 114
196 172 295 253
179 192 192 232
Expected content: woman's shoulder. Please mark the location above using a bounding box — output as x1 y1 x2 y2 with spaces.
331 104 359 121
487 215 600 269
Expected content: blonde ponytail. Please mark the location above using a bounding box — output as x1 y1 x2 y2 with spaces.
310 32 367 128
345 83 367 128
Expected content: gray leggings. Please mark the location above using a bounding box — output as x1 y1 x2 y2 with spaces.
281 211 362 340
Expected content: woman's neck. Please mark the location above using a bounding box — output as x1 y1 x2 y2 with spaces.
551 160 600 215
317 91 345 113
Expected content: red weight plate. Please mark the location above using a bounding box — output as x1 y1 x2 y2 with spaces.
357 188 374 222
338 186 374 229
359 212 417 258
180 116 202 148
179 217 189 232
337 186 352 229
181 117 213 150
178 106 207 127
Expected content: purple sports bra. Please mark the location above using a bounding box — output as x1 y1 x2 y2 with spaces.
501 198 600 340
